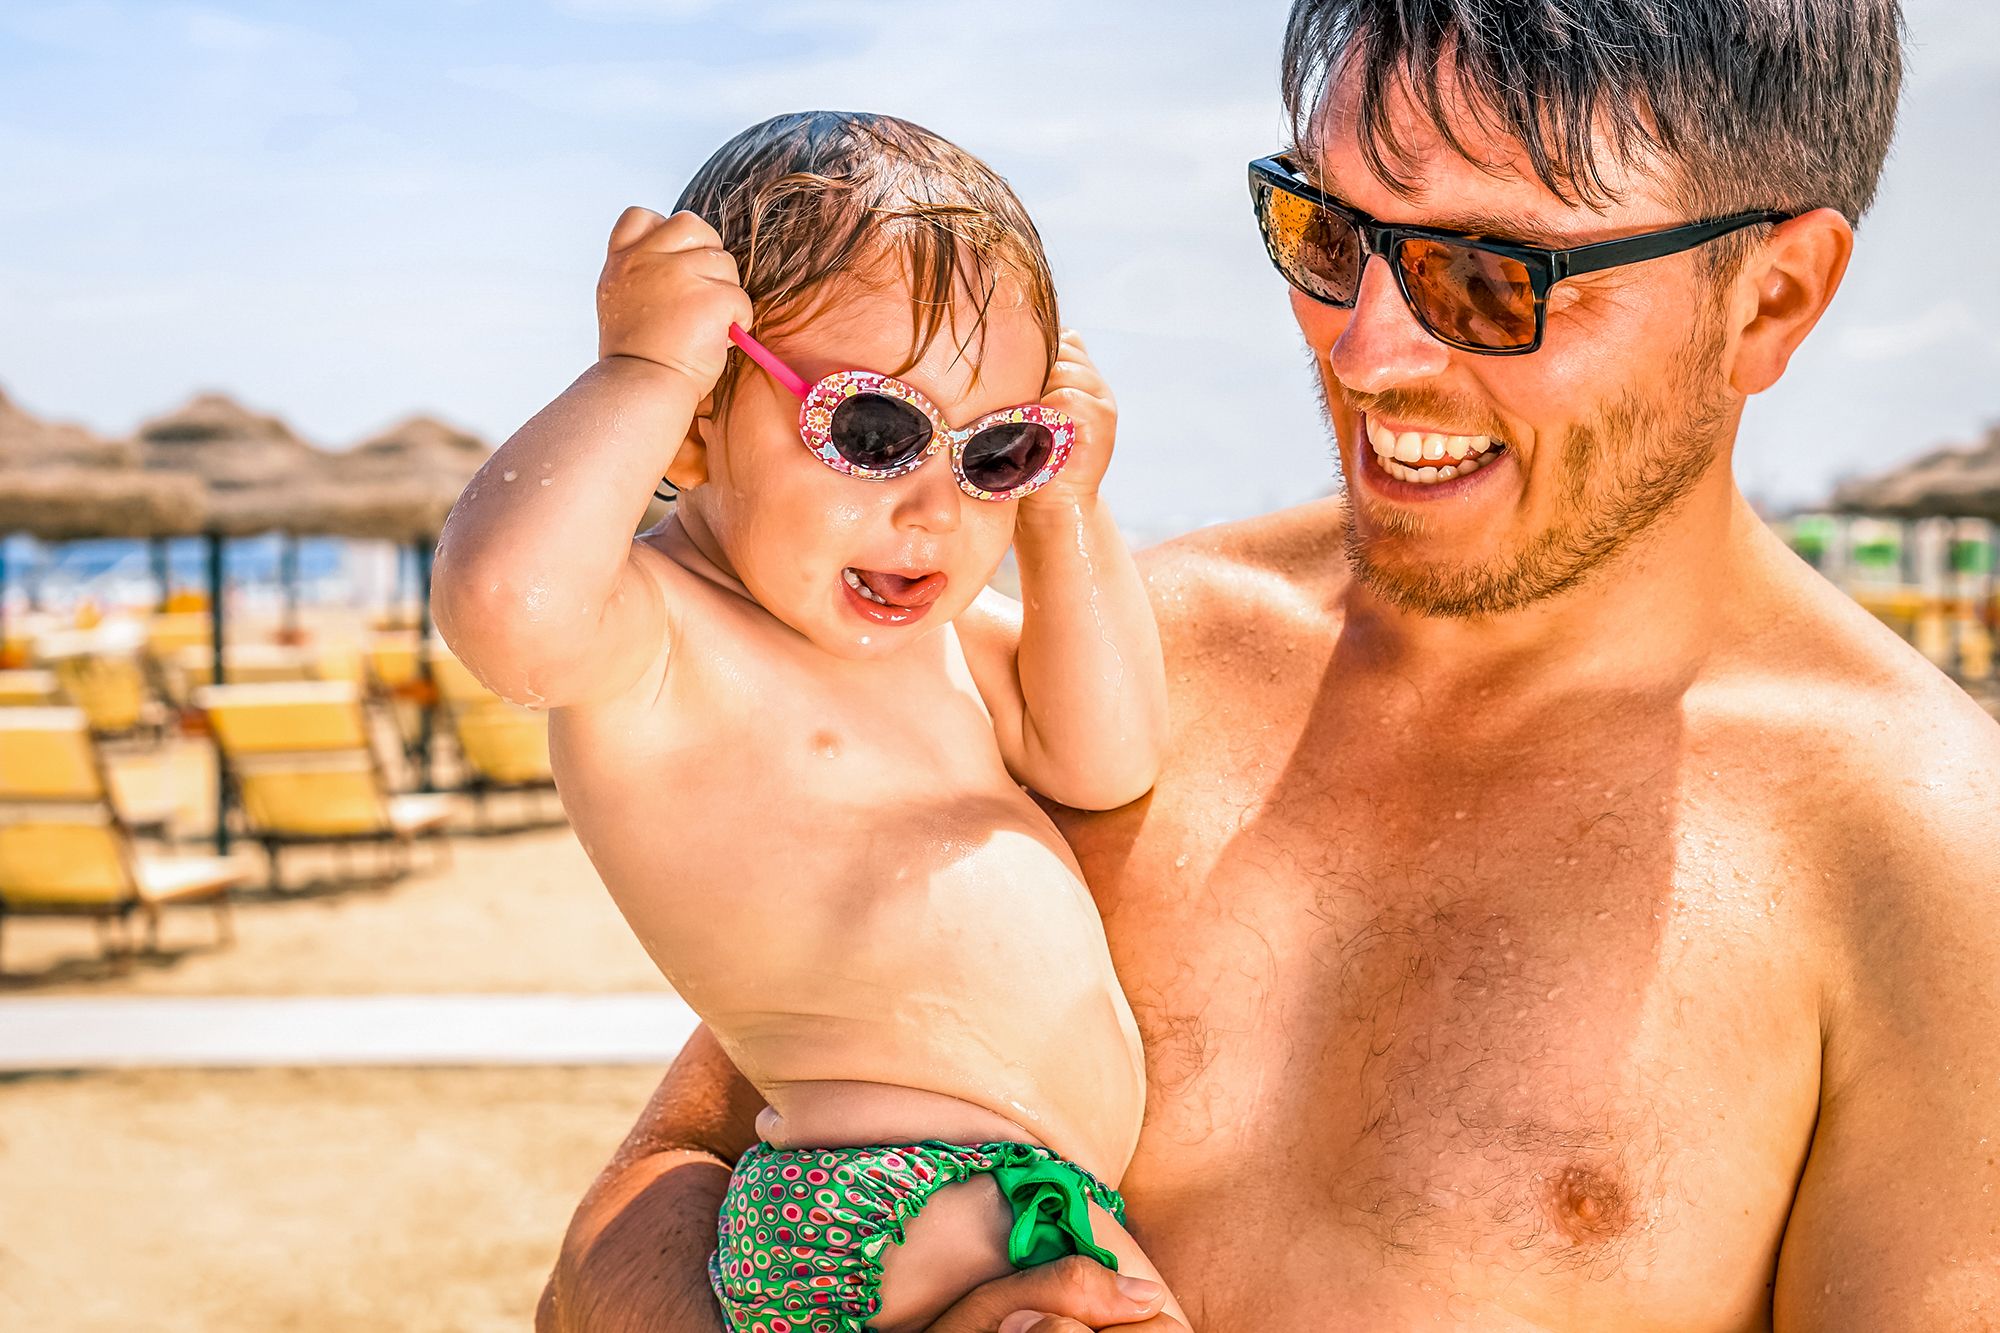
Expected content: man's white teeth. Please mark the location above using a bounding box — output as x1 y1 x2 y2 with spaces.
1378 452 1493 485
1363 415 1499 484
842 568 889 605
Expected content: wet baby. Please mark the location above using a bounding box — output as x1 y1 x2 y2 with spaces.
433 112 1185 1332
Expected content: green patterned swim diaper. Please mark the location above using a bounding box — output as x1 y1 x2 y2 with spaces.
708 1139 1127 1333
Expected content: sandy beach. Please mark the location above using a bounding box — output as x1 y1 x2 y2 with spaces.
1 791 676 1331
0 1065 663 1332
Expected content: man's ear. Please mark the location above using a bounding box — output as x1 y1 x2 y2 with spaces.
664 397 715 491
1726 206 1854 397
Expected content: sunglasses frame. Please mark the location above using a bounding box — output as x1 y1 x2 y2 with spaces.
1249 153 1791 355
729 324 1075 502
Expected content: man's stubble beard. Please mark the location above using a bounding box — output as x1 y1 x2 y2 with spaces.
1330 306 1735 620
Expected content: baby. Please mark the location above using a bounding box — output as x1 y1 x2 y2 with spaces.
434 111 1183 1332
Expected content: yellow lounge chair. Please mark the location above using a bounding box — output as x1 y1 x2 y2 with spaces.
428 653 558 828
363 633 433 773
0 669 62 707
45 650 165 739
0 708 241 973
196 680 453 890
0 705 179 838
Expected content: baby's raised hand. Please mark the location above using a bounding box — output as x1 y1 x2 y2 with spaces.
1027 328 1117 510
596 207 752 396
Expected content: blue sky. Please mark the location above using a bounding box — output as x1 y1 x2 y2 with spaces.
3 0 1996 538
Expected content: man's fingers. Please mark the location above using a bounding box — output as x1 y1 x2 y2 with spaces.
997 1315 1092 1333
927 1259 1162 1332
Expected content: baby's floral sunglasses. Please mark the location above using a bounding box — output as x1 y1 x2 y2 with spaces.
726 323 1074 501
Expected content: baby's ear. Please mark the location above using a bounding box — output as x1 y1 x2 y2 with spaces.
663 397 715 491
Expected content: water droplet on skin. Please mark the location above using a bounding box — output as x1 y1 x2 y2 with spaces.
1453 810 1467 820
502 470 517 482
1174 852 1190 869
541 478 552 486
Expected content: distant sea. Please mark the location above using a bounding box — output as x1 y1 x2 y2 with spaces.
0 533 413 613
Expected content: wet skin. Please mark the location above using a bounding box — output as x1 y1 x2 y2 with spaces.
437 205 1180 1329
538 86 2000 1333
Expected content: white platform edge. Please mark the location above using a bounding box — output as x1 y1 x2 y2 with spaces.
0 994 700 1070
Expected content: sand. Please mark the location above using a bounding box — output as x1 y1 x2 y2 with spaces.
1 736 682 1330
0 1065 665 1332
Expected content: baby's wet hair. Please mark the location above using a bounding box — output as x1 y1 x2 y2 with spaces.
675 111 1060 403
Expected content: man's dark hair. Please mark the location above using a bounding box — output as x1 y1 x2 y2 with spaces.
1282 0 1904 229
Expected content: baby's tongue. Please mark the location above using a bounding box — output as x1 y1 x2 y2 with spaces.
855 569 947 609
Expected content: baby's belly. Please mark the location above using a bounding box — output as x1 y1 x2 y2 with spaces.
755 1081 1044 1157
612 819 1147 1182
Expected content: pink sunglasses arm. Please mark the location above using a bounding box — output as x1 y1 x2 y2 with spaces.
728 323 811 401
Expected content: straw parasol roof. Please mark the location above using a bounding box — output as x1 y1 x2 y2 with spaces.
0 386 206 540
1832 423 2000 522
312 414 491 542
139 392 349 538
0 385 137 470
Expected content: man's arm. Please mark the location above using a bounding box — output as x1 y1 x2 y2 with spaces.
1773 707 2000 1328
542 1026 1185 1333
539 1025 764 1333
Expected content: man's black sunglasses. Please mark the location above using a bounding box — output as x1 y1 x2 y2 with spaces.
1249 153 1791 355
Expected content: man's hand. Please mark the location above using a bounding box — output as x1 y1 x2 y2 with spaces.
1025 328 1117 512
925 1259 1187 1333
596 206 752 394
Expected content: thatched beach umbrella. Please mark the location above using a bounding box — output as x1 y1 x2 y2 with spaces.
0 387 207 647
139 392 345 851
321 415 491 787
1833 424 2000 522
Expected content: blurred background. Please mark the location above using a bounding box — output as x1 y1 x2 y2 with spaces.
1 2 1995 1329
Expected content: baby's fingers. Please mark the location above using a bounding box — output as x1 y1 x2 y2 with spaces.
608 207 725 257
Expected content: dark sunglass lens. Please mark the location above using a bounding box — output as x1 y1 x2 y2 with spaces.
1397 237 1537 350
961 422 1054 494
829 392 932 470
1256 179 1361 305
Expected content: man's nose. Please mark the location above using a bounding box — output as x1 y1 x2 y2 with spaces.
891 453 963 534
1326 255 1451 396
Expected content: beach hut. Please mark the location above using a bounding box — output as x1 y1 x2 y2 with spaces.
1832 423 2000 522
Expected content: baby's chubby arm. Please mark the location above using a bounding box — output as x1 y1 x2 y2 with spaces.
957 332 1167 811
432 208 749 707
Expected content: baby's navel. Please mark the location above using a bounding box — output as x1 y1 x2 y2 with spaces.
809 730 842 760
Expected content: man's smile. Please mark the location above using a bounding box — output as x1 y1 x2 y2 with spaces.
1363 413 1508 486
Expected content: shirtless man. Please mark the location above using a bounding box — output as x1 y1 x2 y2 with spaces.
539 2 2000 1328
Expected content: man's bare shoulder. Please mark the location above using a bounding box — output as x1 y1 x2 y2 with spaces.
1698 548 2000 918
1135 497 1351 650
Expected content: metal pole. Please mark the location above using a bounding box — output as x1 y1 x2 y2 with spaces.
207 530 230 854
151 536 172 612
280 532 301 640
415 537 436 792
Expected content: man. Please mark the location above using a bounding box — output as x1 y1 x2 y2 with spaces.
540 1 2000 1328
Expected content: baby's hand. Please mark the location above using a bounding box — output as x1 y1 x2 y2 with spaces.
596 207 752 396
1026 328 1116 511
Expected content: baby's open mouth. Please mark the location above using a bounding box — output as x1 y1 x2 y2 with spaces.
841 567 947 623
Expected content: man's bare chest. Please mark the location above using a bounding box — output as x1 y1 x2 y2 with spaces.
1094 704 1827 1326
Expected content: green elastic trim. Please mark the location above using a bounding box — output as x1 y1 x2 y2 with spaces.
990 1159 1120 1271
